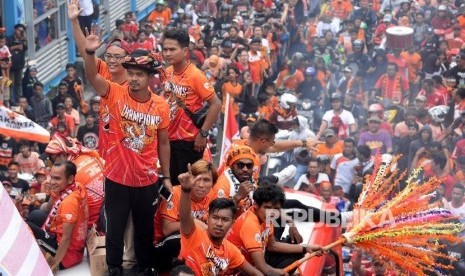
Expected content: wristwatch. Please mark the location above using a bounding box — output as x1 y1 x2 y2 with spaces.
200 129 209 138
302 244 307 254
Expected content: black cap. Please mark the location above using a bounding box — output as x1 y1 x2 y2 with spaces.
56 103 65 110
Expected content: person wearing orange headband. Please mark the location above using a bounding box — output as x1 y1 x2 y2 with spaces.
213 145 258 212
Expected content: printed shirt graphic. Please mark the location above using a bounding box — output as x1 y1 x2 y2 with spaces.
226 207 274 265
154 186 215 243
50 183 88 268
102 81 170 186
164 63 215 141
180 224 246 276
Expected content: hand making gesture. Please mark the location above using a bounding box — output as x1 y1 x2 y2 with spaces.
84 24 104 54
67 0 83 21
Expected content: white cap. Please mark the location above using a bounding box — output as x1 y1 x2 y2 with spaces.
438 5 447 11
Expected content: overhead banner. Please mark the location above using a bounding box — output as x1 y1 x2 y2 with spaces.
0 106 50 143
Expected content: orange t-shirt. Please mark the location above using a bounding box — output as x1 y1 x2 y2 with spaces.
331 0 353 20
154 185 214 243
226 207 274 265
164 63 216 141
213 170 241 200
179 224 246 275
275 69 305 91
313 141 344 160
221 82 242 115
400 52 422 83
50 183 88 268
102 82 170 186
96 59 128 159
50 114 76 137
248 51 268 84
148 10 171 26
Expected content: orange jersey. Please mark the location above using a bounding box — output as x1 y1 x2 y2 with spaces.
154 185 214 243
221 82 242 115
96 59 128 159
72 153 104 228
248 51 268 84
213 169 256 216
226 207 274 265
313 141 344 160
213 169 244 199
400 51 422 83
50 183 88 268
217 140 261 182
102 82 170 186
164 63 216 141
179 224 246 275
148 10 171 26
275 69 305 91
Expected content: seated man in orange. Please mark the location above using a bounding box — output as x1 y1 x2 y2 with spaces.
27 161 88 272
153 160 218 273
177 164 263 275
213 145 257 211
227 184 324 275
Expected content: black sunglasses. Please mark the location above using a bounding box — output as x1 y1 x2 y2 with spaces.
235 162 254 170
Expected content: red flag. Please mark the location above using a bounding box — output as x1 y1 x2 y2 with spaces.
219 94 239 167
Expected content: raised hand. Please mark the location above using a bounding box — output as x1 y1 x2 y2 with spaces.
236 181 254 200
67 0 83 21
84 24 104 53
178 164 197 190
305 138 324 150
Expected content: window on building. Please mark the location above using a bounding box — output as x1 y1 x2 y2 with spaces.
32 0 66 51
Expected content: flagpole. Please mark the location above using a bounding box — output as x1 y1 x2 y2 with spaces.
219 93 231 165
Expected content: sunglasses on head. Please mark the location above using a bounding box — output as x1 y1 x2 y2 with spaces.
235 162 254 170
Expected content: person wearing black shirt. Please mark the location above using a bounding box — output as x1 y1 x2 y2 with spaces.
297 67 323 101
7 24 27 100
77 113 99 150
60 63 82 109
214 5 232 35
222 26 246 49
447 51 465 88
51 81 69 117
21 66 39 101
1 161 30 196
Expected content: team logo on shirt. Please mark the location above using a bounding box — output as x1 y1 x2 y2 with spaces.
120 104 162 154
201 245 230 275
102 104 110 132
65 214 73 221
166 201 174 210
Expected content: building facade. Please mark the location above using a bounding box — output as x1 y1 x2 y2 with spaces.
1 0 155 93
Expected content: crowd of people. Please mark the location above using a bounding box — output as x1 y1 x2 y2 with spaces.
1 0 465 275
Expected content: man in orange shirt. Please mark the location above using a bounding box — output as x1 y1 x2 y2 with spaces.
148 0 171 27
227 184 324 275
153 160 218 273
401 47 423 103
27 161 88 272
312 129 344 160
213 145 257 212
83 27 171 275
50 103 76 137
248 38 269 85
162 29 221 185
177 165 262 275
